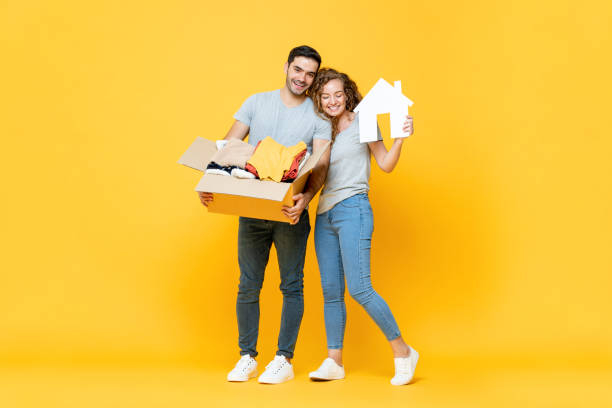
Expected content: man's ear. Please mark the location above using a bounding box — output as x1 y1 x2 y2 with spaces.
283 62 288 75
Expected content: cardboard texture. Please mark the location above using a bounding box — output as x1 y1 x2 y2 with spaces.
354 78 414 143
178 137 329 223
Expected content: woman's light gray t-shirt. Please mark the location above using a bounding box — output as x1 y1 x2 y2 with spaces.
317 114 382 214
233 90 331 154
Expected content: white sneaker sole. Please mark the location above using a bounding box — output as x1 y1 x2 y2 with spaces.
258 372 294 384
309 372 345 381
227 370 258 382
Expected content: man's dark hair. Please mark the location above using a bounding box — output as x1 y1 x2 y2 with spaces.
287 45 322 69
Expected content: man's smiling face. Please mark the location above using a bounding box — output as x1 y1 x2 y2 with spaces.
284 56 319 96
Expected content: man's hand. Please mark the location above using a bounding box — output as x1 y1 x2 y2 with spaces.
198 192 214 207
282 192 311 225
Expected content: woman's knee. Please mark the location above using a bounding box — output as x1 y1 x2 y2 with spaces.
348 285 375 305
322 284 344 303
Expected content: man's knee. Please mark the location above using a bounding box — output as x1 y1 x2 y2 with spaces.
237 288 261 303
279 277 304 298
237 279 263 302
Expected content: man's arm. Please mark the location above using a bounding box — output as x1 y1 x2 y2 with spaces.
224 120 250 141
198 120 250 206
281 138 330 224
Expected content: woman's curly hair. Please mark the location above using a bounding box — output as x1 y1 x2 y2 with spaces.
310 68 362 139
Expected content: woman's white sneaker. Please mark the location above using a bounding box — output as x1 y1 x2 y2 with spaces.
258 355 294 384
390 346 419 386
309 358 345 380
227 354 258 382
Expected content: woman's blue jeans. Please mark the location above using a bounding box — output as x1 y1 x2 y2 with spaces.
236 211 310 359
314 194 401 349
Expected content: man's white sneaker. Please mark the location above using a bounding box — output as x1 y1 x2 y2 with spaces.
258 355 294 384
390 346 419 386
309 358 345 381
227 354 258 382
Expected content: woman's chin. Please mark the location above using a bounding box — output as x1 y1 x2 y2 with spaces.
325 110 343 118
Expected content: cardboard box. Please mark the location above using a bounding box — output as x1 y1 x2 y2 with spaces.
178 137 330 223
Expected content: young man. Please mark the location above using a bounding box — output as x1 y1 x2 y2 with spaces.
198 45 332 384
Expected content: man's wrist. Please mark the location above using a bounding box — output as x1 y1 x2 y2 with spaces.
302 190 314 203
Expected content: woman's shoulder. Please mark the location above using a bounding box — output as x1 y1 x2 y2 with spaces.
345 112 359 133
336 114 366 146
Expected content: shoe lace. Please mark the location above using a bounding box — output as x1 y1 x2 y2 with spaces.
265 356 286 374
236 356 253 372
321 359 335 371
395 358 411 373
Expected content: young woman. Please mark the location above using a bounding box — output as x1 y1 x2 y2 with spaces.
308 68 418 385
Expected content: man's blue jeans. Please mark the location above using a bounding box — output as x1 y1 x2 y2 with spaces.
236 211 310 359
314 193 401 349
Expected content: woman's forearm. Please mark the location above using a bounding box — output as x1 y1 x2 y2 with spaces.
378 139 404 173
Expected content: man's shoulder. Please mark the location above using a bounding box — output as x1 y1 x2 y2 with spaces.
246 89 280 103
300 97 328 122
301 96 314 107
309 105 331 127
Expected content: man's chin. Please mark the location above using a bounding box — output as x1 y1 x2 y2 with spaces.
289 89 307 97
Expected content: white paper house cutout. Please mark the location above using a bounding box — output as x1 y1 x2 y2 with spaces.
354 78 414 143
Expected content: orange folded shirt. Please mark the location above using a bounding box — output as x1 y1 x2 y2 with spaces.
246 137 307 182
281 149 307 182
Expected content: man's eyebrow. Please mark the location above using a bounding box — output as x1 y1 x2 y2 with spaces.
293 64 316 75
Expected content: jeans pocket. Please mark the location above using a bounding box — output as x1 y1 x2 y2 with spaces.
338 194 363 208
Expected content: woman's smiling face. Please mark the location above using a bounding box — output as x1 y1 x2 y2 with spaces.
320 78 346 118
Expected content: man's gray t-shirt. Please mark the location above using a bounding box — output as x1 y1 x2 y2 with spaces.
234 89 331 154
317 114 382 214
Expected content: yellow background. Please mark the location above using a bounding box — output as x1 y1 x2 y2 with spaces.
1 0 611 406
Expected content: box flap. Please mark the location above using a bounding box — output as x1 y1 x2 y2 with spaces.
177 137 217 172
195 174 292 202
296 140 331 178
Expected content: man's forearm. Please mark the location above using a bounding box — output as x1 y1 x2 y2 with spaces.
224 120 250 140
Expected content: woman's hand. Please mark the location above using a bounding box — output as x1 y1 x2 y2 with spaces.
402 115 414 136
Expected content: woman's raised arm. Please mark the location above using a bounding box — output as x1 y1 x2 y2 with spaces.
368 115 413 173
